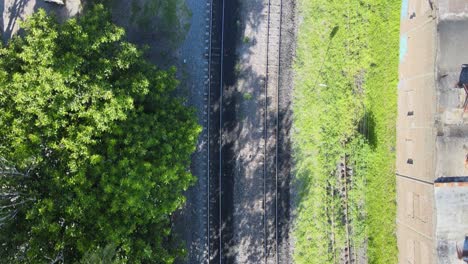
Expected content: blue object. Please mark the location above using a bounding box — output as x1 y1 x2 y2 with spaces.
401 0 409 20
399 34 408 63
459 65 468 86
462 236 468 262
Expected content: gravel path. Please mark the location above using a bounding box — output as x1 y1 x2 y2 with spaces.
172 0 211 263
229 0 269 262
277 1 297 263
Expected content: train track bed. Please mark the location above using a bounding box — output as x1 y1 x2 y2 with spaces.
207 0 295 263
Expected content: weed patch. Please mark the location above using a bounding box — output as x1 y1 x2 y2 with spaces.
292 1 400 263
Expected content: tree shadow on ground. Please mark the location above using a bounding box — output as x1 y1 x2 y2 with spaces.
217 1 299 262
358 110 377 149
220 64 266 263
221 51 291 262
108 0 191 68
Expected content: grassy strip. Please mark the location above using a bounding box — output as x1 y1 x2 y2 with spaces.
364 2 400 262
292 0 400 263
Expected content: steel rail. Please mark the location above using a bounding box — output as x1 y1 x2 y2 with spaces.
218 0 226 263
264 0 283 263
263 0 271 262
207 0 213 262
275 1 283 263
208 0 284 262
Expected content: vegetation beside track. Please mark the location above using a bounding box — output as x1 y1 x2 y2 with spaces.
292 0 400 263
0 6 200 263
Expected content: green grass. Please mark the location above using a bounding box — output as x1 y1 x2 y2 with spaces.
234 62 242 76
292 0 400 263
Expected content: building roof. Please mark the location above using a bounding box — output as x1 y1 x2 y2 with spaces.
397 1 468 263
435 177 468 263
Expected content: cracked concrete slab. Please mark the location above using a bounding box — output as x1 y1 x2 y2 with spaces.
434 178 468 263
1 0 82 42
438 0 468 21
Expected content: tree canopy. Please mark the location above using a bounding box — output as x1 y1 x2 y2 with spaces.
0 5 200 263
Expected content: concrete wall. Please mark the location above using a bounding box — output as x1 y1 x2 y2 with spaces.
396 127 436 183
397 177 435 238
396 177 435 264
396 0 438 263
398 223 435 264
438 0 468 21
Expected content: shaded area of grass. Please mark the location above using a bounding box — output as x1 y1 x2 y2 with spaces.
292 0 400 263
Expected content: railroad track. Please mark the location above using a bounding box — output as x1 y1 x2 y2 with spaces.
339 155 354 264
206 0 226 262
206 0 284 262
263 0 283 263
206 0 223 262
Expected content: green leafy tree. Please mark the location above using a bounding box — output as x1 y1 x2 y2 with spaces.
0 5 200 263
79 244 123 264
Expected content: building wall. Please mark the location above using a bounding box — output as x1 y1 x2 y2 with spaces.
396 0 437 263
397 177 434 238
396 176 436 264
